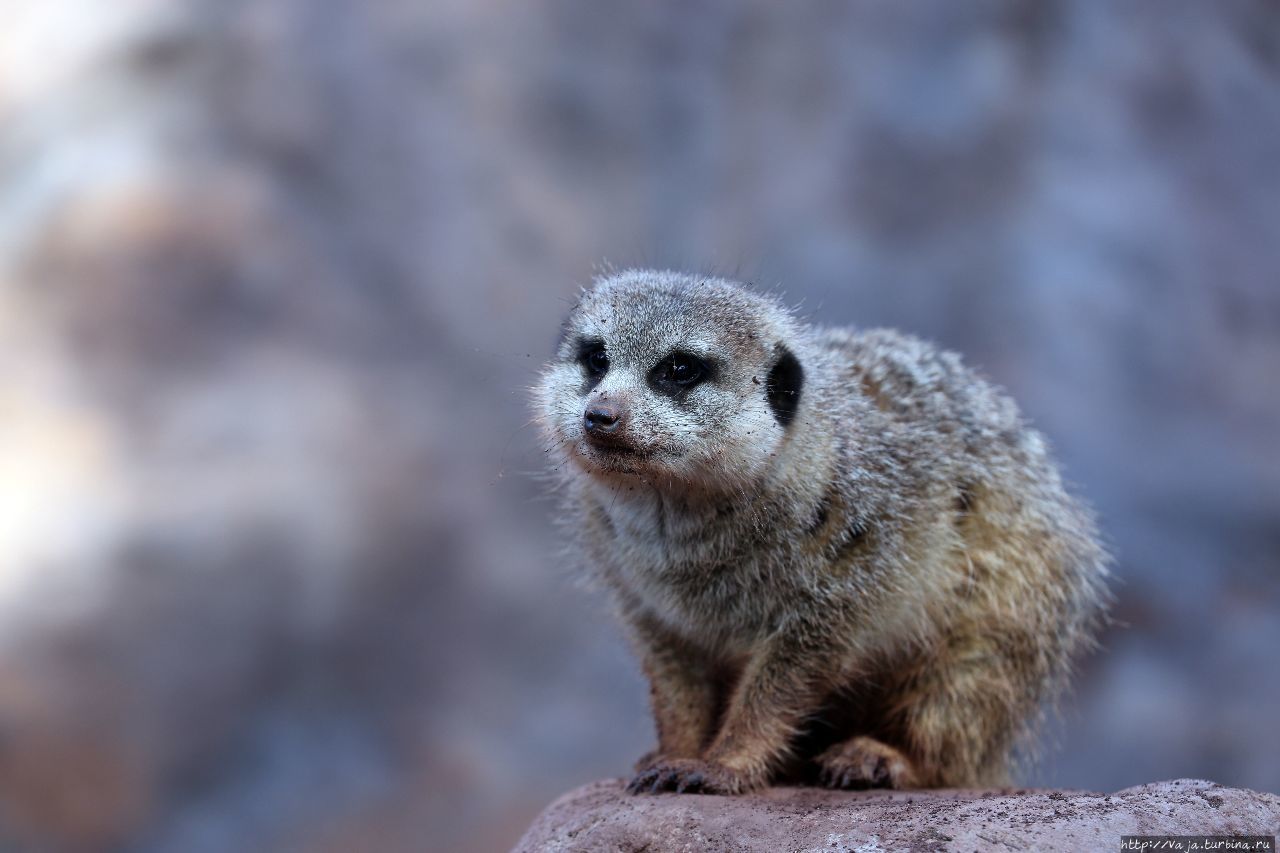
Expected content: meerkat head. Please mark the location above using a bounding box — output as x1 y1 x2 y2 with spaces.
535 270 807 492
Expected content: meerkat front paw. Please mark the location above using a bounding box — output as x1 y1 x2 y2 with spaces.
816 736 919 790
626 758 764 795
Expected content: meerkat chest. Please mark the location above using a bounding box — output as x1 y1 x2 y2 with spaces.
587 491 798 647
620 546 786 649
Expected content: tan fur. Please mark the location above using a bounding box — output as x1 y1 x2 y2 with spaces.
534 270 1110 794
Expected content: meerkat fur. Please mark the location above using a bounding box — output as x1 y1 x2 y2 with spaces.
534 269 1110 795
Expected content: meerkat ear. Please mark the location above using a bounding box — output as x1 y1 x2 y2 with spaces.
765 345 803 427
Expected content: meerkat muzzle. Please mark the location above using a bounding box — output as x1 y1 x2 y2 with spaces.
584 405 624 435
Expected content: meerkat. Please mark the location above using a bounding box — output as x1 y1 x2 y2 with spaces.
534 270 1109 795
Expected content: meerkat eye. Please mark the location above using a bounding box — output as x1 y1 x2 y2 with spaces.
579 343 609 376
651 352 707 390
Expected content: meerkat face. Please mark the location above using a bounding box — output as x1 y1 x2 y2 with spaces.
535 271 805 491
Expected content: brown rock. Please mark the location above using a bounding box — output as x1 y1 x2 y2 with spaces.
514 779 1280 852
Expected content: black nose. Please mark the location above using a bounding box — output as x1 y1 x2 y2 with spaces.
584 406 622 434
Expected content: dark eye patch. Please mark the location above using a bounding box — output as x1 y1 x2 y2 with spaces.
576 339 609 388
649 351 711 394
576 339 607 368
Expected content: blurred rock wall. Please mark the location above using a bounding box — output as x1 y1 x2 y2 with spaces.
1 1 1277 851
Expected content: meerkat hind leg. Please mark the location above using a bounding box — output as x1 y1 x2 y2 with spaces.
876 628 1029 789
816 735 920 790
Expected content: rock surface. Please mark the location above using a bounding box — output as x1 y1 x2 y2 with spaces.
515 778 1280 852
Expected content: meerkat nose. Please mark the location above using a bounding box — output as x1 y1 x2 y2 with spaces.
584 405 623 434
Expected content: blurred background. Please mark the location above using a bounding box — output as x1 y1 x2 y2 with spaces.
1 1 1277 850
